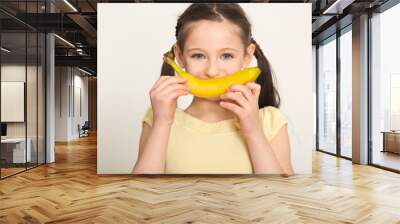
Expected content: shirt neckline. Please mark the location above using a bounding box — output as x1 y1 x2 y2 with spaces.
175 108 241 133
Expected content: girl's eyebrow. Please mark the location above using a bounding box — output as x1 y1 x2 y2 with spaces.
187 48 205 52
219 48 239 52
187 47 239 52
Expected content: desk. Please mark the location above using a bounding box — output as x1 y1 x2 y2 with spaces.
381 131 400 154
1 138 31 163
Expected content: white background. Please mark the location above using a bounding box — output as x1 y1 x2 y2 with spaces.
98 3 313 174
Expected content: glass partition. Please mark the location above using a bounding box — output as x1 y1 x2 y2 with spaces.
0 1 46 179
1 31 28 178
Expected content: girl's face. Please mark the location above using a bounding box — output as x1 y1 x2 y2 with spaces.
174 19 256 81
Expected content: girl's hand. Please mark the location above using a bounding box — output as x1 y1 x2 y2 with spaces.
149 76 189 127
219 82 262 138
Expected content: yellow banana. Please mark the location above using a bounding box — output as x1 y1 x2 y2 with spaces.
163 52 261 98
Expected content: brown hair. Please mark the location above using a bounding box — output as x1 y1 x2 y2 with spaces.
160 3 280 108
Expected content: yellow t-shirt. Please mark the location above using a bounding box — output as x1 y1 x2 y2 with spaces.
142 106 287 174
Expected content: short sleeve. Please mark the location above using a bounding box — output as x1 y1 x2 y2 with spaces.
260 106 288 142
143 107 153 127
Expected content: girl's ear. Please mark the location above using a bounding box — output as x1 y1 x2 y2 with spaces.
243 43 256 68
173 44 185 68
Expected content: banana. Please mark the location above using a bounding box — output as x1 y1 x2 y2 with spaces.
163 52 261 98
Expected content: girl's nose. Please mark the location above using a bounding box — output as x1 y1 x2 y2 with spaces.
205 61 219 78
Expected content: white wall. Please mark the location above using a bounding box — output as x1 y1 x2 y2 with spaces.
55 67 89 141
73 72 89 138
98 3 313 174
55 67 69 141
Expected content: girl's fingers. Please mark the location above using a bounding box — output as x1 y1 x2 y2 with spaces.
220 91 248 108
245 82 261 98
153 76 188 93
164 88 190 101
151 76 169 90
158 83 190 96
219 101 243 115
159 84 190 102
228 84 253 101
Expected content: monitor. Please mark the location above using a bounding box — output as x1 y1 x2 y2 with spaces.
1 123 7 137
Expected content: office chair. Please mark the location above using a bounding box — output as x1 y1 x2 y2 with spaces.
79 121 90 138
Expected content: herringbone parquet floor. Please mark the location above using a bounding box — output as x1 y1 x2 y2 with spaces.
0 134 399 223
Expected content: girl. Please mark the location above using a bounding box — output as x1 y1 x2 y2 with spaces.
132 3 294 175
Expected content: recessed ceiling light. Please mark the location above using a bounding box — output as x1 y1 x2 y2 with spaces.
1 47 11 53
322 0 355 15
54 34 75 48
78 67 93 76
63 0 78 12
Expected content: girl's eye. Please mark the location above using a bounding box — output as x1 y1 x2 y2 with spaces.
191 53 205 59
222 53 233 60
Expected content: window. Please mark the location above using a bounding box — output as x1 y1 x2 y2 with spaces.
370 2 400 171
317 36 337 155
339 27 352 158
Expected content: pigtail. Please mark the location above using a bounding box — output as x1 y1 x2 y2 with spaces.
160 46 176 77
251 38 280 108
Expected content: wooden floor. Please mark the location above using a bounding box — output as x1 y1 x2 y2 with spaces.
1 134 400 223
0 167 26 178
1 163 46 178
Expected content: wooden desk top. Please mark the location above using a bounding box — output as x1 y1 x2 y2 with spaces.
381 131 400 134
1 138 30 143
